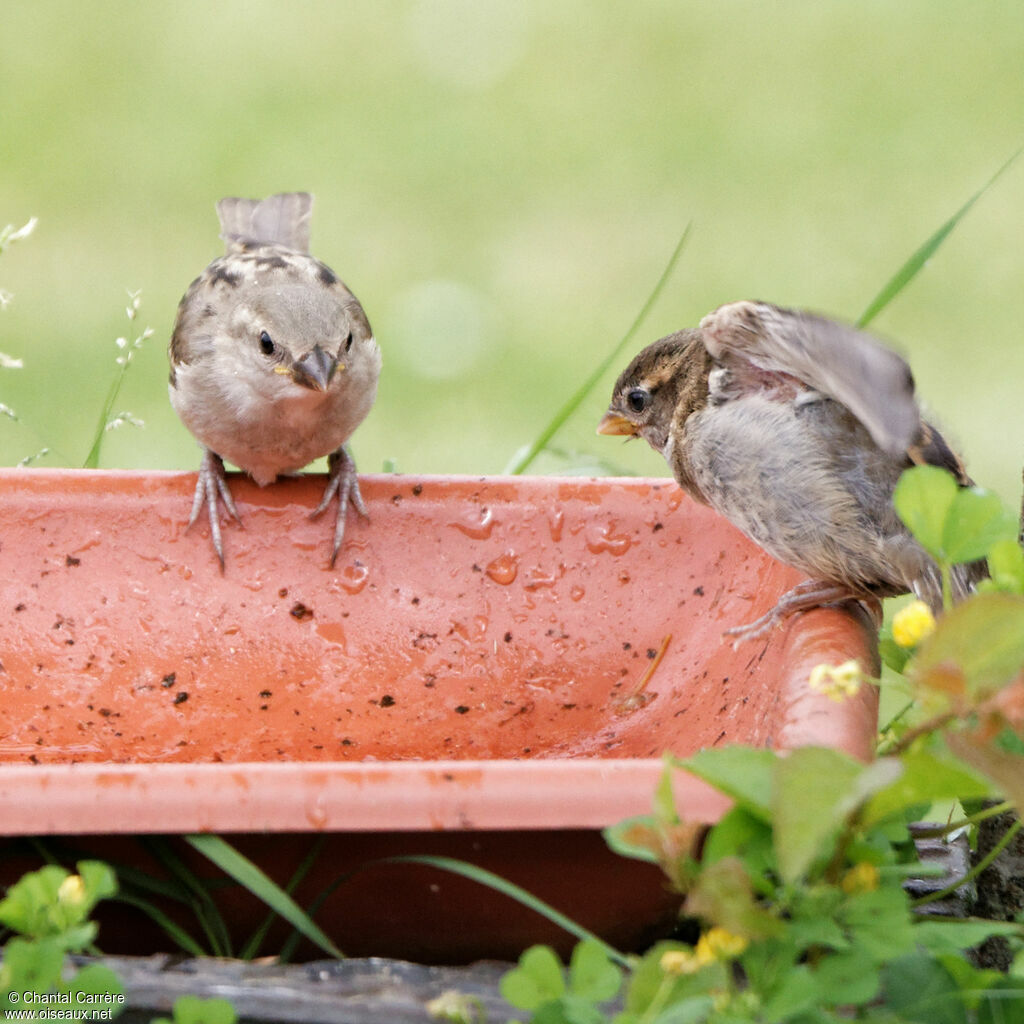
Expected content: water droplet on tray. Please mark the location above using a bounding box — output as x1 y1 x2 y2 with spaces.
585 522 631 556
450 506 496 539
339 562 369 594
485 552 518 585
548 509 565 542
316 621 347 651
306 798 328 829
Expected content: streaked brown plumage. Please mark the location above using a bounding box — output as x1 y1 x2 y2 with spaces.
169 192 381 567
599 300 984 638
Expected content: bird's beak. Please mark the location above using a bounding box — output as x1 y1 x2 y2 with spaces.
596 411 638 436
291 345 341 391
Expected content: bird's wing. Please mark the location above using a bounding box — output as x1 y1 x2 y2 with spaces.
699 300 919 458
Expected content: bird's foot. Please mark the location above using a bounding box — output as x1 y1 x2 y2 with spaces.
186 450 242 569
311 446 368 566
724 579 880 646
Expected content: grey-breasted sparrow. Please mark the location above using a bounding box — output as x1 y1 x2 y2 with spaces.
169 192 381 567
599 300 985 638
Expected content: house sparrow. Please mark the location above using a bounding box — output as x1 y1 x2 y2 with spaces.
599 300 984 639
169 192 381 567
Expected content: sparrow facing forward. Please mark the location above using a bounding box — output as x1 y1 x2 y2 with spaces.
169 192 381 567
599 300 984 638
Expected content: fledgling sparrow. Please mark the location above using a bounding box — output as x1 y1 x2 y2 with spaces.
169 192 381 567
599 300 985 639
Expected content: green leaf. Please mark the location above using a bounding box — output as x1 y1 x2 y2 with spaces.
893 466 958 561
700 806 776 886
534 994 609 1024
59 921 99 952
646 997 717 1024
944 734 1024 814
785 889 848 951
653 760 680 825
913 593 1024 697
77 860 118 906
861 750 990 826
984 538 1024 595
1 935 64 994
501 945 566 1010
997 728 1024 755
680 746 777 820
893 467 1017 569
943 487 1018 564
684 856 781 938
602 816 662 865
169 994 238 1024
185 834 342 959
838 888 915 961
857 148 1021 328
977 982 1024 1024
761 964 819 1021
772 748 902 883
568 939 622 1003
912 918 1024 956
879 951 967 1024
0 865 67 937
939 951 1004 995
64 963 124 1008
879 630 911 674
623 942 727 1016
811 948 882 1006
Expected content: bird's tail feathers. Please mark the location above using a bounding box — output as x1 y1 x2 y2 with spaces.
217 192 313 253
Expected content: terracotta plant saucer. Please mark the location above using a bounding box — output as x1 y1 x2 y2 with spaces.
0 470 878 960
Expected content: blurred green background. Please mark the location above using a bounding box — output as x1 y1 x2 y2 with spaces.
2 1 1022 505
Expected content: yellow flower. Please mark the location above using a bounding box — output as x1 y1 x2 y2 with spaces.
841 862 880 894
808 660 864 701
57 874 86 907
698 927 749 962
661 927 749 976
892 600 936 648
660 949 703 975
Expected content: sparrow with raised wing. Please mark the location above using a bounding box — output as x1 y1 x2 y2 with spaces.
169 192 381 567
599 300 984 638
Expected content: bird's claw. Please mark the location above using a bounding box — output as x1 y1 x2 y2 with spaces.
186 450 241 569
311 446 368 566
724 580 878 647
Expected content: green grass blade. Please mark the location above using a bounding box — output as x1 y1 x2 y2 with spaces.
140 837 233 957
185 834 343 960
111 894 208 957
505 223 692 475
857 148 1022 328
382 854 631 967
25 837 62 866
239 836 327 961
277 866 362 964
106 862 211 904
82 371 122 469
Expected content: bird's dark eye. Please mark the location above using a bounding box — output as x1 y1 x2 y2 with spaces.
626 388 651 413
259 330 275 356
344 331 353 352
